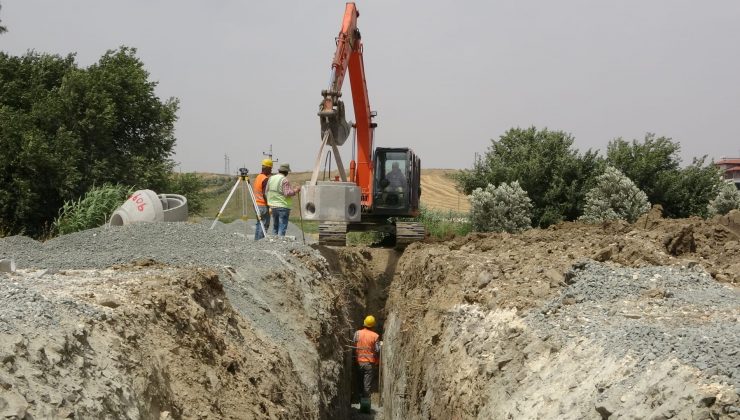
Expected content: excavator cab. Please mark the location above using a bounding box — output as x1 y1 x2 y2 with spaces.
372 148 421 217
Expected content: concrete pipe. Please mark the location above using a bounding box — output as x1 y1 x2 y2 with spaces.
109 190 164 226
159 194 188 222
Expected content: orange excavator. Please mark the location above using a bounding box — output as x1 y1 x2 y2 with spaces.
300 2 424 247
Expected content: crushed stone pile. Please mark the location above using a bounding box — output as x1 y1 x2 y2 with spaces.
0 222 304 271
531 261 740 390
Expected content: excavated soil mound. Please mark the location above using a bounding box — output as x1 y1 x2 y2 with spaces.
1 266 310 418
383 218 740 419
0 222 380 419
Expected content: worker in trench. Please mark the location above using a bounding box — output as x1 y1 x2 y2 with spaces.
353 315 381 410
253 159 272 240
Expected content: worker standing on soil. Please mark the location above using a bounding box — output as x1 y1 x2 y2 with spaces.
253 159 272 240
266 163 301 237
353 315 381 411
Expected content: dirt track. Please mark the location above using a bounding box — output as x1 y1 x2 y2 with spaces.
1 210 739 419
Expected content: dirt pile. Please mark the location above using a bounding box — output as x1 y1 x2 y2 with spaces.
0 265 310 418
382 217 740 419
2 214 739 419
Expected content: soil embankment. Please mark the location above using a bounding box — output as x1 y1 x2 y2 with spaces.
382 216 740 419
1 211 739 419
0 223 376 419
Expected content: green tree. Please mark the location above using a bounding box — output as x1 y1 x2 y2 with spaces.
456 127 604 227
580 166 650 223
606 134 680 204
0 47 179 237
606 134 722 218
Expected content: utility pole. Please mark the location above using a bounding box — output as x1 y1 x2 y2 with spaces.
263 145 278 163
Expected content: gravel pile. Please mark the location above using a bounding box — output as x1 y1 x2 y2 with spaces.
0 221 310 271
0 270 128 334
528 261 740 390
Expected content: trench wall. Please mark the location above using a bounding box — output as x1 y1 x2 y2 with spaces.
380 227 740 419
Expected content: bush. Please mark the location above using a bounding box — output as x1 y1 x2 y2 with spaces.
456 127 603 227
708 183 740 216
53 184 134 235
469 181 532 233
166 172 206 215
0 48 178 237
580 166 650 223
606 135 722 218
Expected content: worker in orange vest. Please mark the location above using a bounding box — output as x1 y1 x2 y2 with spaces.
353 315 381 410
253 159 272 240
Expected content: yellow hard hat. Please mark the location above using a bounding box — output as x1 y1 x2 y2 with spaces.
261 158 273 168
363 315 376 328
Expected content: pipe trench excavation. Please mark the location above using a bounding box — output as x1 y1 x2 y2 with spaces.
1 216 738 419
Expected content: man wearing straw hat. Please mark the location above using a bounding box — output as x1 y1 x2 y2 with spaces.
266 162 301 237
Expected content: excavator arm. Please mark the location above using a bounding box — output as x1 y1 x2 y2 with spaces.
304 2 425 247
319 2 375 207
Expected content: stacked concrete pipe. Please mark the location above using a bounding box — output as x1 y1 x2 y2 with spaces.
109 190 188 226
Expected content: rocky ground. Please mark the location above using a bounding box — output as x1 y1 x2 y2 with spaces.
382 210 740 419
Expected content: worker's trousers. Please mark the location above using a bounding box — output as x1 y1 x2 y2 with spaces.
254 206 270 240
358 363 374 398
271 207 290 237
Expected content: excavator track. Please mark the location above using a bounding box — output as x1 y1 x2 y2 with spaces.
395 221 426 248
319 222 348 246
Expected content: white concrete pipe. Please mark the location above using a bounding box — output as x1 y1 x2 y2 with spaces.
109 190 188 226
159 194 188 222
109 190 163 226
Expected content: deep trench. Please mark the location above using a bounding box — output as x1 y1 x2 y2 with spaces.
316 246 401 419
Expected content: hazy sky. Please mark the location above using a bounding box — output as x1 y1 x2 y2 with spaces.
2 1 739 172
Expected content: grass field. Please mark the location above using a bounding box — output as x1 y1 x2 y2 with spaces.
194 169 470 224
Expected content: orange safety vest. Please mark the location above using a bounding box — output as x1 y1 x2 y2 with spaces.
254 173 270 206
354 328 379 364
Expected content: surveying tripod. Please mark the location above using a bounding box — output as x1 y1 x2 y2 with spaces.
210 167 268 238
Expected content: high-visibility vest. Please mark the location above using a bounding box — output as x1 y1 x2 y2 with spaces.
254 173 270 206
354 328 379 364
267 173 291 209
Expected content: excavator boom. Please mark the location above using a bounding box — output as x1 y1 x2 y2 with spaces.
320 2 374 207
302 2 424 247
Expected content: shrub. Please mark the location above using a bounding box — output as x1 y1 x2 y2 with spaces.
606 135 722 218
0 48 178 237
469 181 532 233
53 184 134 235
580 166 650 223
166 172 206 215
707 183 740 216
456 127 603 227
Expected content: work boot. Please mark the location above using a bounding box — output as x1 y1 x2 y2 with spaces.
360 397 371 413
